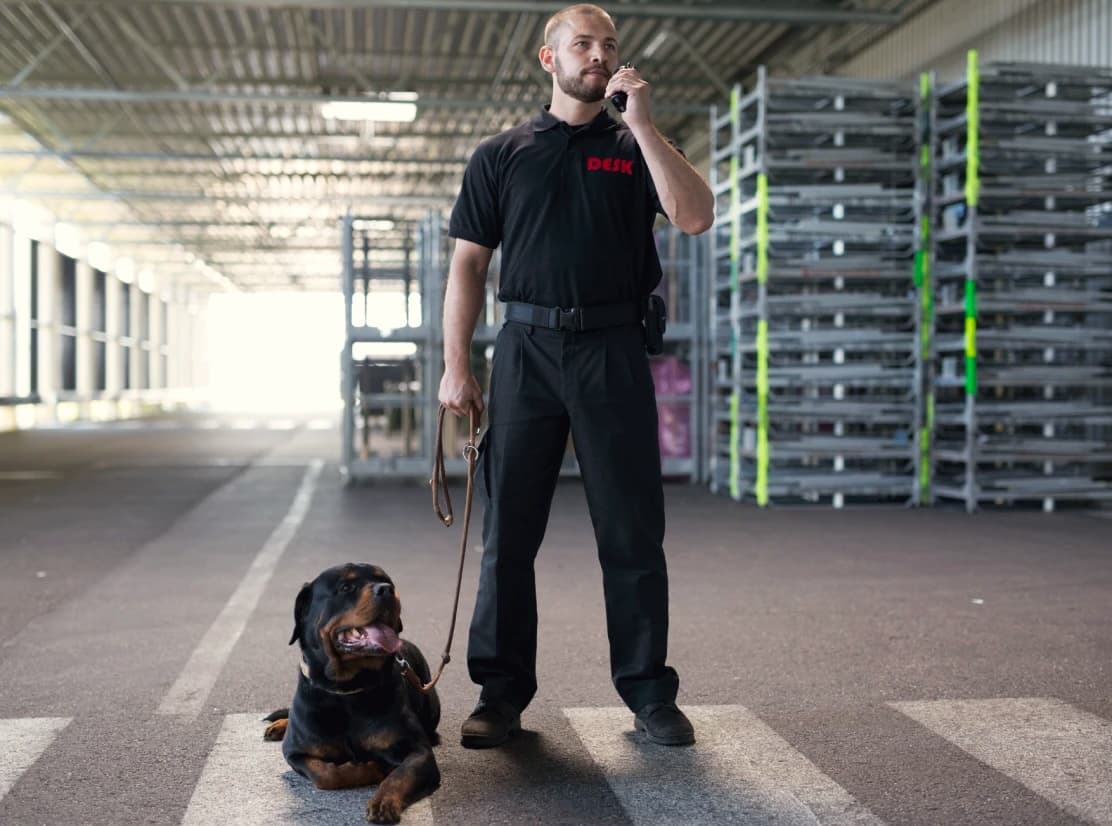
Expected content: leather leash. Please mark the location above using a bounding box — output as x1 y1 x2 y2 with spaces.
398 404 481 694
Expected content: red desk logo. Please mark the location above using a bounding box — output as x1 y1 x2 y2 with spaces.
587 157 633 175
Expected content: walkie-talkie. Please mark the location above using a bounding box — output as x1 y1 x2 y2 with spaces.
610 62 634 112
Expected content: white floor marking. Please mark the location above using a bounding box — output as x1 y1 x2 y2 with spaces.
157 460 323 717
0 718 72 801
0 471 62 481
564 705 884 825
892 697 1112 825
181 714 434 825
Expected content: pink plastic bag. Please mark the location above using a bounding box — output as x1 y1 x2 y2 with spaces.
650 356 691 459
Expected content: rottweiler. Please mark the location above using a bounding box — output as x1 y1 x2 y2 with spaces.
263 563 440 824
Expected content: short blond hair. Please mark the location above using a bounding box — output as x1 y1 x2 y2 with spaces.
543 4 616 48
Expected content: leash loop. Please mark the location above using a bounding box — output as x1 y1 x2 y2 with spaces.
416 404 481 694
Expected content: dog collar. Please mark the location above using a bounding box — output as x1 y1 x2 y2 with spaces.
299 657 370 696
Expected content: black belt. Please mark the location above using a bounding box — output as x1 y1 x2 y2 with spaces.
504 300 643 332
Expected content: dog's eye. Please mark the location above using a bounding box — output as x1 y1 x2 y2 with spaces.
338 581 357 594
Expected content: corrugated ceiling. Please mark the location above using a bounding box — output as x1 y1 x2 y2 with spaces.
0 0 927 290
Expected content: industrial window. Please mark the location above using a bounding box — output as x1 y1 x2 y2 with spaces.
59 253 77 392
120 281 131 390
137 290 150 389
93 269 107 392
29 239 38 395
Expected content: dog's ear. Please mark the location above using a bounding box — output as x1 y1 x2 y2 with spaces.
393 593 403 635
289 582 312 646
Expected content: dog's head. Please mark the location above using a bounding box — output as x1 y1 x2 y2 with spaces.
290 563 404 682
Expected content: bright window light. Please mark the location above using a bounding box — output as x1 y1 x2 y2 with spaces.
205 291 345 414
137 269 156 293
116 257 135 284
352 219 395 231
350 288 419 334
321 94 418 122
87 241 112 271
54 222 82 258
11 199 54 241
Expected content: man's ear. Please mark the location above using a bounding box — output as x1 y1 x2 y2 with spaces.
289 582 312 646
538 43 555 74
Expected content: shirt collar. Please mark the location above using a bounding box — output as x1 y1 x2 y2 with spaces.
532 105 619 134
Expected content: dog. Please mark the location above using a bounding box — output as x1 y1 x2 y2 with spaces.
263 563 440 824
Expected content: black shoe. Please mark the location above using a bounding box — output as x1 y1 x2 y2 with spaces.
634 702 695 746
460 700 521 749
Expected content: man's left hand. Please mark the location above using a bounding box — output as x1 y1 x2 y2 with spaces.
606 66 652 128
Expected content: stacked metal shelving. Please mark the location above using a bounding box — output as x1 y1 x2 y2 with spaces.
342 211 705 483
341 211 445 481
710 68 919 506
653 223 705 482
928 53 1112 511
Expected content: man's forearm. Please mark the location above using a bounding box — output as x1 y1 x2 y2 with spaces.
629 123 714 235
443 256 488 374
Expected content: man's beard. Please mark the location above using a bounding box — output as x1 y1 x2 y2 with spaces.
554 55 609 103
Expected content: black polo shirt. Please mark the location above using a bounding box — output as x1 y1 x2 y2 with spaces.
448 106 667 308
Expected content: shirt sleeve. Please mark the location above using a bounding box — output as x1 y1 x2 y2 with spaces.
448 139 502 249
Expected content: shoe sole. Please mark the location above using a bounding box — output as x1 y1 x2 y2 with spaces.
460 719 521 749
634 717 696 746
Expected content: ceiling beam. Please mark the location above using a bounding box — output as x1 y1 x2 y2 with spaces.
0 1 901 25
0 187 450 205
0 148 469 166
0 85 709 113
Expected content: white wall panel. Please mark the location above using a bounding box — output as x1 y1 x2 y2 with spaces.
841 0 1112 81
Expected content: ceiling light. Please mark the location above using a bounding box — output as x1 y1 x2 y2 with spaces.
321 93 418 123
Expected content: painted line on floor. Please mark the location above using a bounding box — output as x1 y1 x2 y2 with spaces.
564 705 885 825
891 697 1112 825
0 470 62 481
0 718 72 801
157 460 323 717
181 713 433 825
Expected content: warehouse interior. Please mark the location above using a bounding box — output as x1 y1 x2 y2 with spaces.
2 0 1110 510
1 2 1111 825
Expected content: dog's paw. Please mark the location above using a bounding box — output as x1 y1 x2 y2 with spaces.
263 719 288 741
366 793 403 824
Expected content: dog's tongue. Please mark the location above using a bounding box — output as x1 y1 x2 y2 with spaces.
364 624 400 652
343 623 400 653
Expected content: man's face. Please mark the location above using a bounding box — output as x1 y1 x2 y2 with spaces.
549 14 619 103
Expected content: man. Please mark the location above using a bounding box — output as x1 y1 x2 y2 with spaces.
439 3 713 749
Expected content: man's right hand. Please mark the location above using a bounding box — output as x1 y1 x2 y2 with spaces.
438 369 485 418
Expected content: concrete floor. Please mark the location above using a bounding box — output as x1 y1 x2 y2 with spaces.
0 414 1109 826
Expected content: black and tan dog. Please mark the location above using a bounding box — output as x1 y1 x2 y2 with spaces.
263 563 440 824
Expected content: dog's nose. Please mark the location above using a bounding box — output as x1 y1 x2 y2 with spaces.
373 582 394 599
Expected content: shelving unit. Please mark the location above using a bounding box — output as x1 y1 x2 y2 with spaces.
340 212 704 483
653 223 705 482
341 211 445 482
928 53 1112 511
710 69 919 507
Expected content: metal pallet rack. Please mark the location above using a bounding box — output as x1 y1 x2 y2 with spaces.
929 53 1112 511
653 223 706 482
710 68 919 506
914 71 937 506
341 211 447 482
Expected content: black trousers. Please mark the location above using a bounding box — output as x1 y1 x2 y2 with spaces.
467 319 679 713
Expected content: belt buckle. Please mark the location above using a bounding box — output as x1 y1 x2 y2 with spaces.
556 307 579 331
